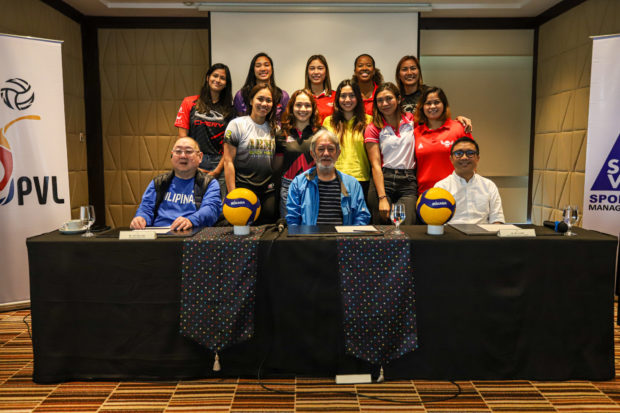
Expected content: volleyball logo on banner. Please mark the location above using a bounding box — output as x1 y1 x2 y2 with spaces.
1 78 35 111
0 77 63 207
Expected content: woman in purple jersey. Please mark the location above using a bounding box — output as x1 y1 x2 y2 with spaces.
233 53 289 123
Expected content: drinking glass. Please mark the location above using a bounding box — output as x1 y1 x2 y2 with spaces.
390 202 406 234
80 205 96 238
562 205 578 236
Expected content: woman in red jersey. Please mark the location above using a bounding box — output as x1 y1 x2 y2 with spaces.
351 54 384 116
174 63 235 198
304 55 335 122
414 86 473 196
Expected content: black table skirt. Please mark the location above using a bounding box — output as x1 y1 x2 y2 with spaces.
27 226 617 383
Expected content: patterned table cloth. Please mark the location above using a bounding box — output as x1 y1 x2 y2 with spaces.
337 228 418 365
179 227 264 354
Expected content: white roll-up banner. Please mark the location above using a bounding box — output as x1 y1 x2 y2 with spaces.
0 34 70 306
583 34 620 236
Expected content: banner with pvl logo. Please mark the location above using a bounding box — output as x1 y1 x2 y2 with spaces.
0 34 70 306
583 34 620 237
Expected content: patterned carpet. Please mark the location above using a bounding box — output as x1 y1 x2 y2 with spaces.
1 308 620 412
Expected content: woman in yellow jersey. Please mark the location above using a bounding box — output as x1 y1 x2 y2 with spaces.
322 79 372 200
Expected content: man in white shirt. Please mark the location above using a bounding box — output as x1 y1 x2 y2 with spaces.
434 137 505 224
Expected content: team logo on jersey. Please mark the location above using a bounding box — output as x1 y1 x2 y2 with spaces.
195 110 224 122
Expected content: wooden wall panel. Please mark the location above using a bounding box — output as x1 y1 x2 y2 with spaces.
532 0 620 224
98 29 209 227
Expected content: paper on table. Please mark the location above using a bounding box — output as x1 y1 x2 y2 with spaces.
478 224 520 231
135 226 171 234
335 225 379 233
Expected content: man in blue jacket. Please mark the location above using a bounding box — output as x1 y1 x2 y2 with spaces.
130 137 221 230
286 129 370 226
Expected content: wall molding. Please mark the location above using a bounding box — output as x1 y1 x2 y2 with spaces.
39 0 83 23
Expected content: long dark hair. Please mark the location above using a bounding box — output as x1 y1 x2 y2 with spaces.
352 53 384 86
372 82 402 129
248 84 278 134
196 63 233 117
395 55 423 97
240 52 283 113
304 54 332 95
330 79 367 144
280 89 321 135
415 86 451 126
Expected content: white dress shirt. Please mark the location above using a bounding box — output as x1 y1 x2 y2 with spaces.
435 171 505 224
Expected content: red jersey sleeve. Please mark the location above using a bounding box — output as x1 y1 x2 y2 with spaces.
174 95 197 129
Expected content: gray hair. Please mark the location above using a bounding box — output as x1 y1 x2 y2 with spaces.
310 128 339 153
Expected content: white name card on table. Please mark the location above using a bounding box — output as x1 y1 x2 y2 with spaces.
335 225 379 234
119 231 157 240
497 228 536 238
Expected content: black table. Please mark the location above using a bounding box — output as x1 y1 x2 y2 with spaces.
27 226 617 383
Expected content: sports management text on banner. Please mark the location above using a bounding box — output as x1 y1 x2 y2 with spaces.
0 34 70 306
583 34 620 236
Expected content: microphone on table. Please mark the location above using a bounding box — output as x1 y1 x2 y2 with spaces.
543 220 568 233
276 218 287 233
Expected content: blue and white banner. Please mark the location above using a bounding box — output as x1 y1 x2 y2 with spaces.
0 34 70 306
583 34 620 236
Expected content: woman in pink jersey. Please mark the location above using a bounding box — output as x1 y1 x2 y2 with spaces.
365 83 417 224
414 86 473 195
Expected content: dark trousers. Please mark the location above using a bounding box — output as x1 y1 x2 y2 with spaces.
367 168 418 225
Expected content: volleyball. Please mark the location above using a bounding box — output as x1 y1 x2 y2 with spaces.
0 78 35 111
223 188 261 226
416 187 456 225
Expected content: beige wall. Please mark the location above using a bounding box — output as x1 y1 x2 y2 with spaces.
98 29 210 227
532 0 620 225
0 0 87 217
420 30 534 223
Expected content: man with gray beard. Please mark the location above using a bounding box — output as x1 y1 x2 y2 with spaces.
285 129 370 226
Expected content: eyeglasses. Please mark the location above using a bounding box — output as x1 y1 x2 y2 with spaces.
172 149 196 156
452 150 478 158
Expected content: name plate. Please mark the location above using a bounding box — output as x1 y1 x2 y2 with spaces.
497 228 536 238
119 230 157 240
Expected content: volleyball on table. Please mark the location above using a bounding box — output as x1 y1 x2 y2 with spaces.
416 187 456 225
223 188 261 226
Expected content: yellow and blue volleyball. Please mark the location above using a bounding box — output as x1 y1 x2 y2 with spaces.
223 188 261 226
416 187 456 225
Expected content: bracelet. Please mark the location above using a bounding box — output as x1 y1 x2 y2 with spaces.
378 195 387 200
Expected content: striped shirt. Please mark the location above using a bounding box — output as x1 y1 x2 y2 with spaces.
316 178 343 225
